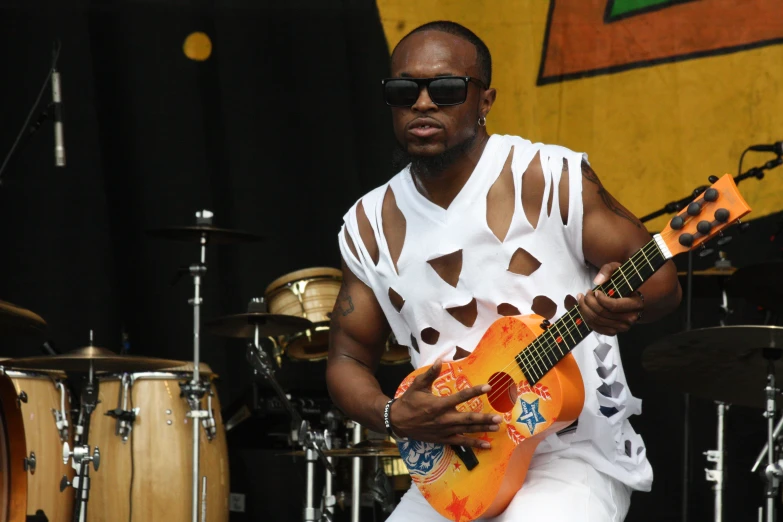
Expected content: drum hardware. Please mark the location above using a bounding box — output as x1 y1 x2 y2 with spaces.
245 338 336 522
703 402 728 522
759 369 782 522
102 373 137 442
201 392 218 441
349 420 361 522
53 381 70 442
61 359 101 522
23 452 36 473
4 345 182 373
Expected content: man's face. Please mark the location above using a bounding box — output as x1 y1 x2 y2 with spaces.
389 31 489 159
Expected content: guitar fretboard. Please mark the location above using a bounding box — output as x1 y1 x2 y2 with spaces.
516 236 670 384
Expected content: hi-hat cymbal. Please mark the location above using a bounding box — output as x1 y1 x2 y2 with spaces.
146 225 263 245
728 261 783 311
204 313 313 338
643 326 783 408
278 440 399 458
4 345 183 373
0 300 46 335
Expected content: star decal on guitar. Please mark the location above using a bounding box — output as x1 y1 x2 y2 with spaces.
517 397 546 435
445 491 471 522
453 462 462 472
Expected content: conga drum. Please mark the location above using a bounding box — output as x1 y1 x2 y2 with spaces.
4 370 73 522
88 363 229 522
265 267 342 361
0 370 28 522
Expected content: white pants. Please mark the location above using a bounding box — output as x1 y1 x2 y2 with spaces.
386 457 632 522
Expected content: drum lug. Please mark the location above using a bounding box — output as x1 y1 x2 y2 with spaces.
60 475 72 492
23 451 36 473
17 390 28 407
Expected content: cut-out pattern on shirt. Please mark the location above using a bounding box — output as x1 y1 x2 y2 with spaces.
343 229 359 260
382 186 407 274
446 298 478 328
497 303 521 316
410 334 420 353
427 250 463 287
453 347 471 360
356 200 379 265
521 151 545 229
531 295 557 319
507 248 541 276
421 327 440 345
486 147 515 242
388 288 405 312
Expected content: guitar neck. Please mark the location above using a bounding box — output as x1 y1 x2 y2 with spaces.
516 235 672 384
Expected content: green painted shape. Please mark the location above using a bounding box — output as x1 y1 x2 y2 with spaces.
609 0 674 18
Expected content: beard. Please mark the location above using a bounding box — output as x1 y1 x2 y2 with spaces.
392 126 479 180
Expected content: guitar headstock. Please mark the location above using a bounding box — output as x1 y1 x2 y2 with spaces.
659 174 752 257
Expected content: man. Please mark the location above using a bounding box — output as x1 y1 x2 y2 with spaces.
326 21 681 521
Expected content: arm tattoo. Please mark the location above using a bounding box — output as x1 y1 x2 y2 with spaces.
330 283 355 334
581 160 642 229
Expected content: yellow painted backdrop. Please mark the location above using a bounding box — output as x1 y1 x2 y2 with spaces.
376 0 783 231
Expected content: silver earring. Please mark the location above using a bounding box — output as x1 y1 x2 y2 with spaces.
478 116 487 127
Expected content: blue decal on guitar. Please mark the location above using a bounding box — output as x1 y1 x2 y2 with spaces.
397 439 453 483
517 398 546 435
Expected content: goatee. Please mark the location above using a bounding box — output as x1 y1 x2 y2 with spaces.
392 131 479 180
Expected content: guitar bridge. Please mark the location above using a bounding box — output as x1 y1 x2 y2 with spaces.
452 445 479 471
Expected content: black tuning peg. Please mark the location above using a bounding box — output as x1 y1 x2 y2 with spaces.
540 319 551 330
703 188 719 202
687 202 702 216
708 175 719 183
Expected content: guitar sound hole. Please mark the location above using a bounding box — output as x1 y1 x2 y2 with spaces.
487 372 517 413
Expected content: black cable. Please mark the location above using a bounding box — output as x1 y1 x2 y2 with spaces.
738 147 750 177
0 40 61 186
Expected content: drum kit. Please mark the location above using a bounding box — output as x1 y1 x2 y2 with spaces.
643 256 783 522
0 209 410 522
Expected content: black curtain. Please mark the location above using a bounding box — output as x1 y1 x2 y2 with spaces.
0 0 395 406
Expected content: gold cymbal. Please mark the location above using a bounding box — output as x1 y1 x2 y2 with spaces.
4 345 183 373
204 313 313 339
146 225 263 245
0 299 45 336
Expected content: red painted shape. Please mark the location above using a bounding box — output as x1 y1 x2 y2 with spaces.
608 289 615 296
556 336 562 343
445 492 471 522
453 462 462 471
575 318 582 325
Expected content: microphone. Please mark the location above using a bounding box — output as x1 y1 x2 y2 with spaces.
748 141 783 155
51 68 65 167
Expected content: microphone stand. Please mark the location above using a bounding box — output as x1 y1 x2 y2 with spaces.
0 41 62 187
639 156 781 522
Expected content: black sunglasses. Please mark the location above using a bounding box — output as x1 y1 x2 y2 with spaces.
381 76 487 107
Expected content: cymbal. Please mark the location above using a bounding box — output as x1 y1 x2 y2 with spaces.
0 300 46 335
278 440 399 458
146 225 263 245
204 313 313 338
728 261 783 311
643 326 783 408
4 345 183 373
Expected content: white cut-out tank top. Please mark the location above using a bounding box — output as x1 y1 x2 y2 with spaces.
338 134 653 491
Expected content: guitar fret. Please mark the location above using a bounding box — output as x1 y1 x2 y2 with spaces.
616 266 633 294
627 256 643 282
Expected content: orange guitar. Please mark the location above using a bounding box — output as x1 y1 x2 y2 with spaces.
394 174 751 521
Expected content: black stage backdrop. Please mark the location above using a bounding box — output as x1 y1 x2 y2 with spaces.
1 2 782 521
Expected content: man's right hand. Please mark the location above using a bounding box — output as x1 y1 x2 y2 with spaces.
390 359 502 449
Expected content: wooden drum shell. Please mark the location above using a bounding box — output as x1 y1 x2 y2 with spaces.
88 371 229 522
6 371 73 522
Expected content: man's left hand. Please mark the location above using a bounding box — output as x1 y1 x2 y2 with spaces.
577 262 644 336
